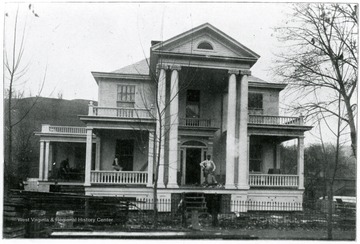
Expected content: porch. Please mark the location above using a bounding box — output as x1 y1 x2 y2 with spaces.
34 124 305 190
86 100 305 129
88 170 300 188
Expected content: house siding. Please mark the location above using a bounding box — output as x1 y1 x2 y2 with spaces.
248 87 280 116
98 79 155 109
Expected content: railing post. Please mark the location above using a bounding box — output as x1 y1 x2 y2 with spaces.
42 124 50 133
88 101 94 116
299 113 304 125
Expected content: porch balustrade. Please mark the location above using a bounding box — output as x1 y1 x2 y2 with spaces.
179 118 218 128
248 115 303 126
249 174 299 187
90 170 148 185
91 106 153 119
42 125 87 134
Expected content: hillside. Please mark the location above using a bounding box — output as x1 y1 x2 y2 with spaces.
4 97 97 179
9 97 97 129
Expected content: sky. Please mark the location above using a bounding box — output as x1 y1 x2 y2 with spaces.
2 1 356 146
3 2 291 101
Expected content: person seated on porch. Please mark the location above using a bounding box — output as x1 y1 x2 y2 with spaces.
112 154 122 171
59 158 70 179
200 155 218 185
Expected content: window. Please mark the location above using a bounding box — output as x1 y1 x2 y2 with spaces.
186 90 200 118
197 42 213 50
248 93 263 114
249 144 262 172
117 85 135 107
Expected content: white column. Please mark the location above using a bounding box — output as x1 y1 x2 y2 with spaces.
85 128 93 186
44 141 50 180
225 70 237 189
168 66 180 188
156 65 166 188
39 141 45 180
95 137 101 171
147 131 155 187
297 137 305 190
49 144 53 175
237 70 250 189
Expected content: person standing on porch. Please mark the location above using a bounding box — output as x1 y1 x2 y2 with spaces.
112 154 122 171
200 155 218 185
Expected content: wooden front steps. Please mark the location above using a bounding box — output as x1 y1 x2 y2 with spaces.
182 192 208 214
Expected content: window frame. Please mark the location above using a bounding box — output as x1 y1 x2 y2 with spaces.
117 84 136 107
197 41 214 50
186 89 201 118
248 92 263 114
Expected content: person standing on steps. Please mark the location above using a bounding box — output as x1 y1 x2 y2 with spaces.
200 155 218 186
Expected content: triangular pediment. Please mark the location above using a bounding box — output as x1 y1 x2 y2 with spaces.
151 23 260 61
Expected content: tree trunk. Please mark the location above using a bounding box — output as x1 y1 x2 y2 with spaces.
327 181 333 240
343 97 357 157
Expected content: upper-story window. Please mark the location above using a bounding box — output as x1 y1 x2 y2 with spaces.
117 85 135 108
197 41 213 50
186 90 200 118
248 93 263 114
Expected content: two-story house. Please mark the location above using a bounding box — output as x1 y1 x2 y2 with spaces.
31 23 312 210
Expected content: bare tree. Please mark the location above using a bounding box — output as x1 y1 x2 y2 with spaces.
4 4 45 190
134 58 198 228
274 3 358 156
316 92 347 240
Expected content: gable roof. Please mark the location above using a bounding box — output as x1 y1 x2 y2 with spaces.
151 23 260 61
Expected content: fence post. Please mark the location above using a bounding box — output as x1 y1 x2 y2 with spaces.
181 193 186 227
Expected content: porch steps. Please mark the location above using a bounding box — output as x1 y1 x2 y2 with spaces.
182 193 207 214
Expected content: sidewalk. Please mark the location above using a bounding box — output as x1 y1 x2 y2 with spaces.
217 228 356 240
49 228 356 240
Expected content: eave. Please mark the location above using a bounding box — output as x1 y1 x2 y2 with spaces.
152 50 258 65
248 82 287 90
91 71 152 84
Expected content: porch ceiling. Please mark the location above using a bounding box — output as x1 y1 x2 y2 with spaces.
248 125 312 139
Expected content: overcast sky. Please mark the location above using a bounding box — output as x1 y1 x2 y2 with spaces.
4 2 291 101
4 1 354 145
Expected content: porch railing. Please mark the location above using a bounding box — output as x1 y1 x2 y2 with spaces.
42 125 87 134
249 174 299 187
179 118 218 128
90 106 153 119
248 115 303 126
90 171 148 185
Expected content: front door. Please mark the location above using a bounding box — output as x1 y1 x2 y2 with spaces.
185 148 202 185
116 139 134 171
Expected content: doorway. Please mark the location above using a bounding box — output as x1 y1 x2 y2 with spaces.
185 148 202 185
115 139 134 171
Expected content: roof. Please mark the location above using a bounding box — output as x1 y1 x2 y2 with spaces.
111 58 282 85
112 58 150 75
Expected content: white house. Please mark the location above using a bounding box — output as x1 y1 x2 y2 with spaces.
30 23 312 211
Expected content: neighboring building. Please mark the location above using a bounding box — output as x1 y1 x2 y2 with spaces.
29 23 312 210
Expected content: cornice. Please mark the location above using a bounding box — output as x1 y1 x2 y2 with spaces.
91 72 152 82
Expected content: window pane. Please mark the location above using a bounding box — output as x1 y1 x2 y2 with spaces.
248 93 263 109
